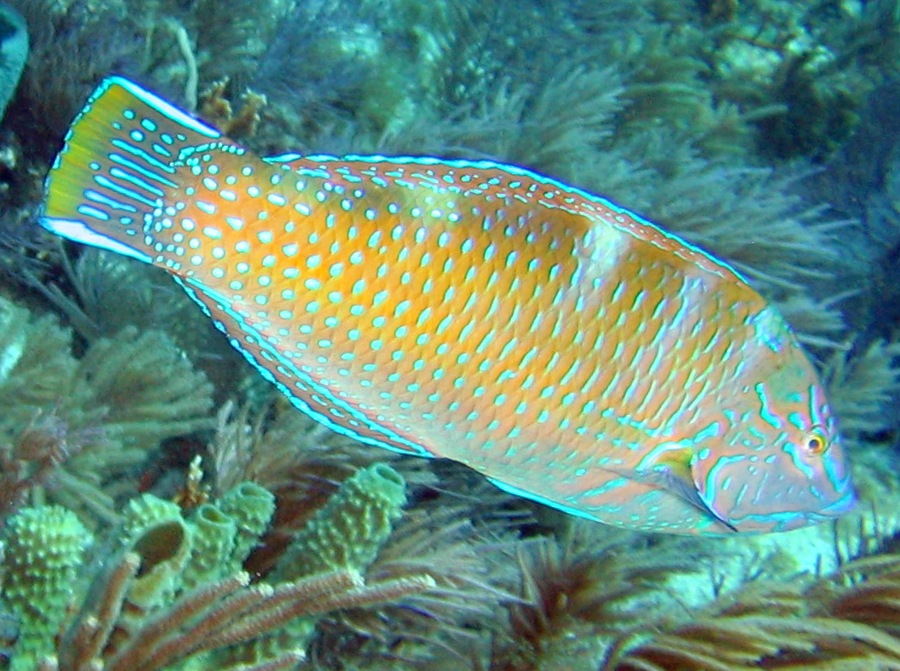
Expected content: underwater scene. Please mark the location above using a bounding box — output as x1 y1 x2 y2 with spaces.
0 0 899 669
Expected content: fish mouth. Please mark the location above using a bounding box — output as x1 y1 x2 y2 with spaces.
819 483 857 517
729 481 858 532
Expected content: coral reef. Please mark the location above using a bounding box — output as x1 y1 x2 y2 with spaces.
118 493 192 612
217 482 275 572
599 546 900 670
0 2 26 122
0 506 91 671
489 515 900 671
0 294 214 526
0 476 446 670
52 555 432 671
271 463 407 582
224 463 408 664
0 0 897 669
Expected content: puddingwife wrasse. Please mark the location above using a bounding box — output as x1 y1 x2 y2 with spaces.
42 76 855 535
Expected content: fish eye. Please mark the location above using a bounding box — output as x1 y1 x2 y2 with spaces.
803 429 827 455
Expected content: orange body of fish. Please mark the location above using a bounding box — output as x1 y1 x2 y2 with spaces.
42 77 855 534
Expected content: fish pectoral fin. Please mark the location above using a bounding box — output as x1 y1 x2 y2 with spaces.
632 447 738 533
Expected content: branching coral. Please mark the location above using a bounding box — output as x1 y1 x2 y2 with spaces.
0 295 214 526
24 247 247 399
824 338 900 440
494 524 703 671
1 475 442 670
598 545 900 670
205 399 397 537
312 496 522 668
629 153 840 291
431 66 626 185
0 410 87 524
51 554 431 671
487 517 900 671
201 401 520 667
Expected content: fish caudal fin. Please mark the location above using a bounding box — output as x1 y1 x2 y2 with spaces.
41 76 226 263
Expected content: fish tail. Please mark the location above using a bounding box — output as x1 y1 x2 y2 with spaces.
41 76 226 263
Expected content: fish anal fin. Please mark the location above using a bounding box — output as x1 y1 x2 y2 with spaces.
173 275 437 460
486 476 603 523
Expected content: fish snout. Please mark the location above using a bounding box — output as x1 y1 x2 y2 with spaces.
693 448 856 534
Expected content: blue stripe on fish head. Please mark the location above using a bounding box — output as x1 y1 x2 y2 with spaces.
691 353 855 533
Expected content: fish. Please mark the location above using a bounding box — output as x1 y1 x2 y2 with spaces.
41 76 855 535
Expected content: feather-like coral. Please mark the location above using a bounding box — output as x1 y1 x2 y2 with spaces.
0 1 898 669
824 338 900 439
598 545 900 670
0 293 214 524
54 554 431 671
494 524 703 671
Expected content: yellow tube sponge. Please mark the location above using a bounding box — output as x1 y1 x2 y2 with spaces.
183 503 236 590
119 493 191 611
218 481 275 570
273 463 406 581
1 505 91 671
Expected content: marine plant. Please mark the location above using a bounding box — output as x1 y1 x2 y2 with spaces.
0 472 447 670
599 542 900 670
0 294 214 526
487 512 900 671
825 339 900 441
0 0 897 668
0 1 26 122
207 401 522 667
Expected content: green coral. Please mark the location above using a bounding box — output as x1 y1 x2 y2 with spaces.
217 481 275 570
183 503 236 590
272 463 407 581
113 483 277 614
0 482 281 668
120 490 184 542
119 494 192 611
0 2 27 122
0 471 431 669
0 505 91 671
222 464 407 666
0 293 215 526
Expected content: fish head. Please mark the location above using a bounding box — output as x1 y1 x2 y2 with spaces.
690 312 855 534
